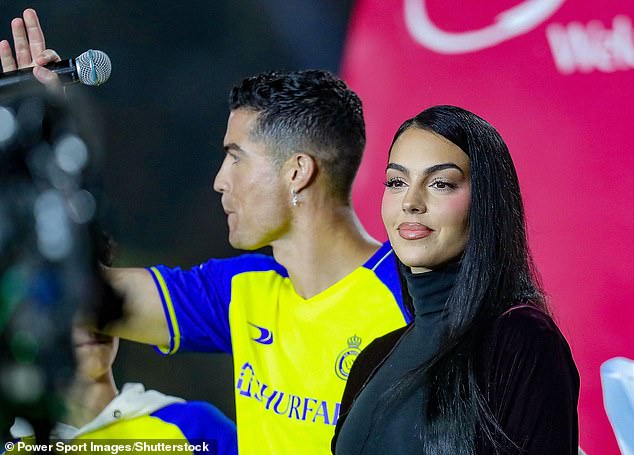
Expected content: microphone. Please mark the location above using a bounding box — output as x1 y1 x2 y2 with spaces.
0 49 111 89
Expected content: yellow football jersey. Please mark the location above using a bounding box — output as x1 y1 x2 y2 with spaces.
150 242 410 454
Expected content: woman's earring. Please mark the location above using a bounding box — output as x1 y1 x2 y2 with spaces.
291 188 299 207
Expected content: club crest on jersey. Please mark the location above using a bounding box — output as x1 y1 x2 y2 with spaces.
335 335 362 380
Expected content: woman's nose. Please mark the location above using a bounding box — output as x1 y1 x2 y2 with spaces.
402 189 426 213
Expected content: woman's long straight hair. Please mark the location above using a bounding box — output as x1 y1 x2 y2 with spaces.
371 105 546 454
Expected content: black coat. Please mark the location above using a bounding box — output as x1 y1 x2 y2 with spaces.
332 306 580 454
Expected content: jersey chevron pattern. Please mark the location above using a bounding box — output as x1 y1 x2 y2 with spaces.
148 242 410 454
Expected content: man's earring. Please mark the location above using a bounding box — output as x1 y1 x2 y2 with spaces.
291 188 299 207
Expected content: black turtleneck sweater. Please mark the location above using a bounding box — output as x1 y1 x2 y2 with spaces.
332 265 579 455
334 264 458 455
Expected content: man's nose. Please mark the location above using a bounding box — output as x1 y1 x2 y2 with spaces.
213 160 229 194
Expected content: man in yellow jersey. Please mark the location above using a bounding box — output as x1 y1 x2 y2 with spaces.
1 10 410 453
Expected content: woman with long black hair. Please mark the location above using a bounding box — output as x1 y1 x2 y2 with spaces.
332 105 579 454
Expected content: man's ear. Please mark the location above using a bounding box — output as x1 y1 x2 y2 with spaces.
287 152 317 192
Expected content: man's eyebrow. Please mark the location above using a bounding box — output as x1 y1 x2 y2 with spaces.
386 162 464 176
223 143 246 154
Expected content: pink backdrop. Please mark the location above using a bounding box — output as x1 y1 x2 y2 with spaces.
343 1 634 453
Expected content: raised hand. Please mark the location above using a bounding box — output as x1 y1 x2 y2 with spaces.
0 8 61 86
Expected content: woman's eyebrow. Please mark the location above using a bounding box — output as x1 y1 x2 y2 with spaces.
423 163 465 176
386 162 464 176
386 162 408 173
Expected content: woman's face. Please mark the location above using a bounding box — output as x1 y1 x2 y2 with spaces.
382 127 471 273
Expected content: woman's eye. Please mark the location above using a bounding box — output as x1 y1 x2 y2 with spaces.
384 177 406 188
430 180 455 190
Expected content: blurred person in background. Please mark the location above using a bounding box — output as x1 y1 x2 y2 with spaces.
4 326 237 455
0 79 236 454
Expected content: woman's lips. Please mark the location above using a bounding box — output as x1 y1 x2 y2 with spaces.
397 222 433 240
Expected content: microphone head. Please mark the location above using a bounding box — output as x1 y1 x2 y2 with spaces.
75 50 111 86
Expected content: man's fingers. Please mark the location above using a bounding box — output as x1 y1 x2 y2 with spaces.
34 49 61 67
11 17 33 68
33 65 62 90
0 39 18 72
23 9 46 59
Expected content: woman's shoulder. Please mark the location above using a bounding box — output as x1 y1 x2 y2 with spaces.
482 304 578 376
492 304 564 337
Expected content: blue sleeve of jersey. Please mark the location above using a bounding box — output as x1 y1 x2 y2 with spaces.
151 402 237 455
368 241 413 323
148 254 286 355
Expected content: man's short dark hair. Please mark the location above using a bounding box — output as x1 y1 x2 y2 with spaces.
229 70 366 203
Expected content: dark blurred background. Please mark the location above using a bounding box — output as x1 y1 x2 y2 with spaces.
0 0 354 420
